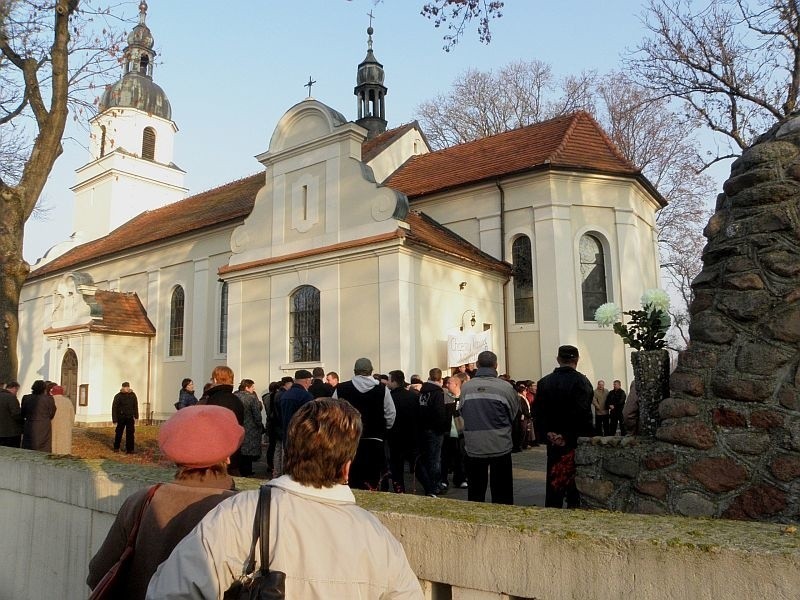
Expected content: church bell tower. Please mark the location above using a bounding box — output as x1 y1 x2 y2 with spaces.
71 1 187 245
354 24 388 139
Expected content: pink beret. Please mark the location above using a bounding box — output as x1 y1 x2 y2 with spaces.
50 385 65 395
158 405 244 468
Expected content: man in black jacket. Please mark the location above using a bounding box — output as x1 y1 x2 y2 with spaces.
333 358 396 490
534 345 594 508
416 368 449 497
386 370 420 493
112 382 139 453
308 367 335 399
606 379 627 436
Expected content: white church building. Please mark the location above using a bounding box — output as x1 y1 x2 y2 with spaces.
18 5 664 424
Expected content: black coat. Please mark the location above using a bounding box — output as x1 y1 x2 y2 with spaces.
534 366 594 448
112 391 139 422
388 386 420 446
308 378 335 399
21 393 56 452
418 382 449 434
204 385 244 425
204 384 245 475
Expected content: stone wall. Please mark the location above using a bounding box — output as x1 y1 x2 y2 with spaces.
2 449 799 600
576 113 800 522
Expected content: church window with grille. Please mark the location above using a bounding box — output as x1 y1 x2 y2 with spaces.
290 286 320 362
579 233 609 321
169 286 185 356
218 282 228 355
142 127 156 160
512 235 535 323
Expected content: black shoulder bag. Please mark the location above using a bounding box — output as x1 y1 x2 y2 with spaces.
224 485 286 599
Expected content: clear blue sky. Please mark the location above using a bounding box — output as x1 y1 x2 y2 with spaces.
24 0 726 262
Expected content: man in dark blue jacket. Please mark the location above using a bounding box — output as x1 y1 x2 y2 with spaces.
278 370 314 448
534 345 594 508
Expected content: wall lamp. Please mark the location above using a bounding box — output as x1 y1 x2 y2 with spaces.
460 309 476 331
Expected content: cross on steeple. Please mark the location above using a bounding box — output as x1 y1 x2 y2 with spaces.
367 9 375 27
304 75 316 98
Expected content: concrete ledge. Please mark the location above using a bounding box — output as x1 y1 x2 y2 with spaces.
1 448 799 600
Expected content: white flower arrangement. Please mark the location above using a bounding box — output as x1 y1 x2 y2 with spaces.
641 288 670 313
594 289 671 351
594 302 622 327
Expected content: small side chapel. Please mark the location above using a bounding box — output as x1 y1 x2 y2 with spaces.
18 5 664 424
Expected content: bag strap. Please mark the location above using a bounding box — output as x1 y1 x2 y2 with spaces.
242 484 273 577
258 485 273 575
126 483 162 548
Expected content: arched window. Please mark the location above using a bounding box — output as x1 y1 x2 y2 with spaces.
579 233 609 321
290 285 320 362
142 127 156 160
218 282 228 355
169 286 185 356
99 125 107 158
139 54 149 75
512 235 534 323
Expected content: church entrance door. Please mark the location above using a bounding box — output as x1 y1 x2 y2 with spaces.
61 349 78 410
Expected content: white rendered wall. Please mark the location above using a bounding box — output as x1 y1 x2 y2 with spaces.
410 171 662 384
70 108 187 244
366 126 430 184
88 108 177 163
19 226 236 423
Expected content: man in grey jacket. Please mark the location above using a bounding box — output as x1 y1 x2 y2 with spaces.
460 351 518 504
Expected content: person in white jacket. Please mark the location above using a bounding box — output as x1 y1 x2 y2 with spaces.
146 398 423 599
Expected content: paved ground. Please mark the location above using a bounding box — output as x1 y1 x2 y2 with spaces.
252 444 547 507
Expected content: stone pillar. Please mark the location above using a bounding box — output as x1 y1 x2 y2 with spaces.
576 113 800 523
631 349 670 437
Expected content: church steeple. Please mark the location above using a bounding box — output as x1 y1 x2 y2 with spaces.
67 0 186 249
354 22 388 139
124 1 156 78
99 0 171 120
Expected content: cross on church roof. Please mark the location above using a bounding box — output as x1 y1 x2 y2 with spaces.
304 75 316 98
367 9 375 27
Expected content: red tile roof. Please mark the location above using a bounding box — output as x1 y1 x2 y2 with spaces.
29 173 264 279
384 111 655 199
403 211 510 275
219 210 510 277
28 112 658 283
43 291 155 336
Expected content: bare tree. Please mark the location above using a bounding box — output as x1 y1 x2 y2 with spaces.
420 0 504 51
0 0 125 381
595 72 713 348
630 0 800 164
416 60 584 149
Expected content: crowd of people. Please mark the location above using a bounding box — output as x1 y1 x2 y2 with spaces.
0 379 75 454
165 347 640 510
178 354 537 504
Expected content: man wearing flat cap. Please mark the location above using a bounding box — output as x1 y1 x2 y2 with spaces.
278 369 314 449
534 345 594 508
88 405 243 599
333 357 396 490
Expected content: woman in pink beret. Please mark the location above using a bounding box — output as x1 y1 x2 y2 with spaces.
87 405 244 600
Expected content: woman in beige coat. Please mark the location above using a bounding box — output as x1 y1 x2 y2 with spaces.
47 383 75 454
147 399 423 599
